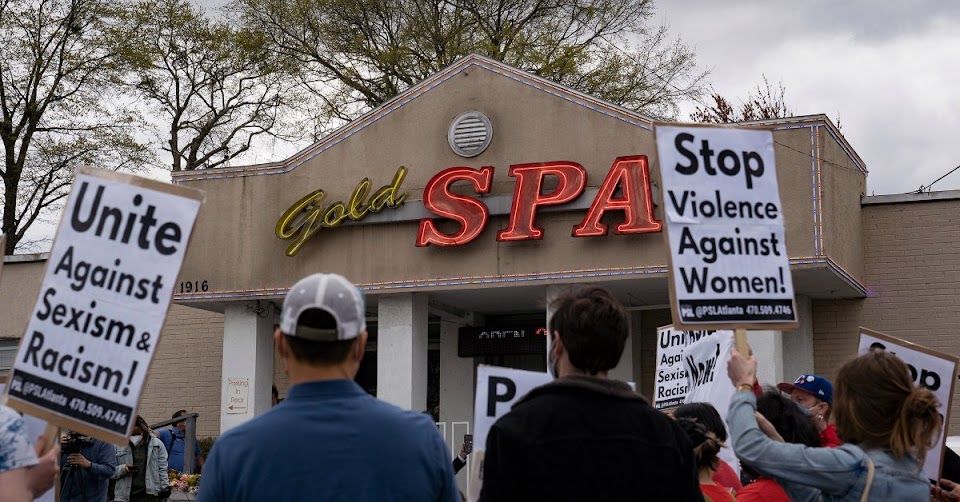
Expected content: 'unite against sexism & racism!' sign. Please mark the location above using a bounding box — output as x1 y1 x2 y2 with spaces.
655 125 798 330
3 167 203 443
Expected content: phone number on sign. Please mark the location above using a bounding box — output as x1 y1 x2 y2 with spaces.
746 305 793 316
69 397 128 427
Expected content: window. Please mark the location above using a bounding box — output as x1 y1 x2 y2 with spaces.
0 339 18 376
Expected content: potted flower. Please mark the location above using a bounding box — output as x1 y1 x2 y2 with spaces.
167 471 201 501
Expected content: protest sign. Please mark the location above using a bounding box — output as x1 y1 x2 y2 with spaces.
654 325 732 410
682 329 737 473
2 167 203 444
469 365 551 502
858 327 959 481
655 124 797 334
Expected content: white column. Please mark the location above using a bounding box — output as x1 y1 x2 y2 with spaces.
220 302 274 433
782 295 815 381
377 293 428 410
748 330 784 387
439 318 473 490
608 317 634 383
629 311 644 389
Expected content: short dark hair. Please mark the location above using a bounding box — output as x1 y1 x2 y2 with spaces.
172 409 187 426
673 402 727 442
548 286 628 374
284 308 356 365
756 389 820 447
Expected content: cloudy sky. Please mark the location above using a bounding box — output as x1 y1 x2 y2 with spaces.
16 1 960 250
655 1 960 195
210 1 960 196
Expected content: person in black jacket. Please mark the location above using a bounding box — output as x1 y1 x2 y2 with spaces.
479 285 703 502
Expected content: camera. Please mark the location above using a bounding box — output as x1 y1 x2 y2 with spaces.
63 432 94 455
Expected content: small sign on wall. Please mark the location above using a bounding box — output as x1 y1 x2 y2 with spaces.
226 377 249 414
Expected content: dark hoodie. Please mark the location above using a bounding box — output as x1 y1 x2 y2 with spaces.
479 376 704 502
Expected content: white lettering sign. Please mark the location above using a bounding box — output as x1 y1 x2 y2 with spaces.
3 167 203 443
655 125 797 329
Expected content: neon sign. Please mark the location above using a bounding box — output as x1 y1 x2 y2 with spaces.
276 156 661 255
416 155 661 246
276 167 408 256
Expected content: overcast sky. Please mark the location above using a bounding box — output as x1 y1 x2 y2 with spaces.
217 1 960 195
17 1 960 250
655 1 960 195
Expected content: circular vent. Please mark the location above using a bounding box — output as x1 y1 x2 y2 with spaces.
448 111 493 158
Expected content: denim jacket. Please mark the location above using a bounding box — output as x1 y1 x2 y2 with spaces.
728 391 930 501
111 434 169 501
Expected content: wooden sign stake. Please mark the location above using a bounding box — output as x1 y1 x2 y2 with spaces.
735 328 750 357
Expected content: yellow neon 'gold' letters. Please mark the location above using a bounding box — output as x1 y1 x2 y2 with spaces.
276 167 408 256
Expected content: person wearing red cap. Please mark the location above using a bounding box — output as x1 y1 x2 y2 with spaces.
777 374 842 448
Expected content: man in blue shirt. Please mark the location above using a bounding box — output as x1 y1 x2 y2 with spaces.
157 409 204 472
198 273 459 502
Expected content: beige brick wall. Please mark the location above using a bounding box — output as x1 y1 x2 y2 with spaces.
814 198 960 435
138 304 224 438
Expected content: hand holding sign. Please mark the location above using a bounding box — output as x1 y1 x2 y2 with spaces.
727 346 757 388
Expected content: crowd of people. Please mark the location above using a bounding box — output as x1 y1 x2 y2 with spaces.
3 274 960 501
0 407 204 502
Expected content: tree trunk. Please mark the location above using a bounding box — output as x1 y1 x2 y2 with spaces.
3 172 19 255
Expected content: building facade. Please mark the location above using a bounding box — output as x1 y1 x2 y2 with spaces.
1 55 958 490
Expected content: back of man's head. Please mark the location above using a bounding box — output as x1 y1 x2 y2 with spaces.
280 273 367 366
548 286 628 374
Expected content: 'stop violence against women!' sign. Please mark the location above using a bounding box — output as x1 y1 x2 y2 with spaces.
655 125 798 330
2 167 203 444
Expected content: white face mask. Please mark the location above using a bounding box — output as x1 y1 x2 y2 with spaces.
130 434 143 445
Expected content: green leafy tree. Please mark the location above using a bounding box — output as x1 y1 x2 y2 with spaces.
115 0 290 171
0 0 148 254
232 0 708 138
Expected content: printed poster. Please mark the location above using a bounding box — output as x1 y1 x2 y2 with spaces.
655 124 797 329
3 167 203 444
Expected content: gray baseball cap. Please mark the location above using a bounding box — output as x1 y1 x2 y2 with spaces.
279 273 367 341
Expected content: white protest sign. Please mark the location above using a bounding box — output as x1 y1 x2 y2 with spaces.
654 326 732 410
655 125 797 330
2 167 203 444
858 327 959 481
682 329 737 473
469 365 551 502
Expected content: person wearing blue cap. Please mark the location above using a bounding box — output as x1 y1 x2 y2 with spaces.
777 374 842 448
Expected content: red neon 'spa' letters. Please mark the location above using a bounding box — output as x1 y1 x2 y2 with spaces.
416 166 494 247
415 156 661 247
497 162 586 241
573 155 661 236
